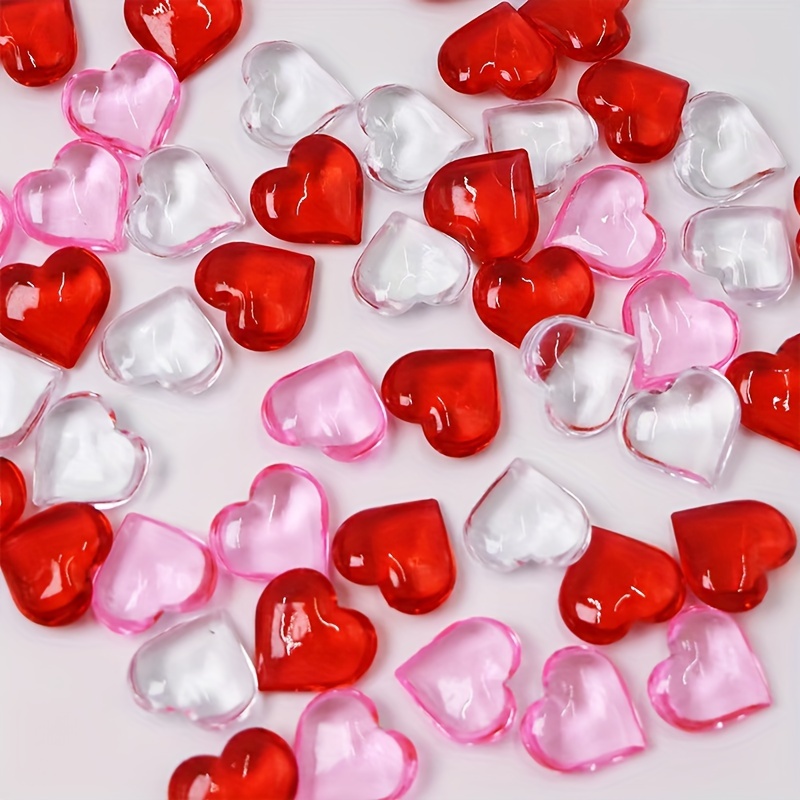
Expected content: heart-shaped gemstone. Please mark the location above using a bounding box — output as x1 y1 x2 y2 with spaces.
0 191 13 261
465 458 591 571
382 349 500 458
672 501 796 612
395 617 520 743
473 246 594 347
0 502 112 626
92 513 217 634
0 457 26 530
648 606 771 731
520 646 645 772
332 499 456 614
0 247 111 369
209 464 329 581
255 568 377 692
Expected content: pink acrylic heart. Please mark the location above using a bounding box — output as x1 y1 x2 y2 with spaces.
622 270 740 388
0 190 13 261
92 513 217 634
62 49 181 157
520 646 646 772
209 463 329 581
648 605 771 731
395 617 520 744
295 689 418 800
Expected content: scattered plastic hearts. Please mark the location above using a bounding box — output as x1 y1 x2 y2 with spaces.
559 526 686 645
0 191 12 261
0 457 26 531
255 568 377 692
520 646 645 772
396 617 520 744
0 502 112 627
251 134 363 245
332 499 456 614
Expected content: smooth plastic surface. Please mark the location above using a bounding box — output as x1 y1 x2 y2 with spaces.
0 457 26 530
0 191 12 261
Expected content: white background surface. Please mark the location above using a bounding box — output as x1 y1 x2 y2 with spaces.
1 1 799 798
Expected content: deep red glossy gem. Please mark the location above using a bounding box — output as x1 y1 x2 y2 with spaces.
251 135 363 245
424 150 538 264
332 499 456 615
0 503 113 626
0 247 111 369
381 349 501 458
0 457 26 532
559 527 686 645
672 501 796 613
578 59 690 163
195 242 314 352
255 568 377 692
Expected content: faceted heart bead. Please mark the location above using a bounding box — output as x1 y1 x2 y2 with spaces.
395 617 521 744
672 501 796 612
0 503 112 626
332 499 456 614
0 457 26 530
424 150 538 264
353 213 470 316
473 246 594 347
438 3 557 100
520 647 645 772
92 513 217 634
578 59 690 163
124 0 243 82
544 165 666 279
262 351 387 462
255 568 377 692
251 134 364 245
559 526 686 645
99 288 224 394
674 93 786 202
0 247 111 369
62 50 181 157
0 191 12 261
381 349 500 458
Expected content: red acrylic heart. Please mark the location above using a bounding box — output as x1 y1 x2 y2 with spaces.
0 457 26 531
332 499 456 615
195 242 315 351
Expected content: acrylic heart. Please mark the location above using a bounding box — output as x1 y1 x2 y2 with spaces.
262 351 387 462
520 647 645 772
0 457 26 530
559 526 686 645
209 464 329 581
544 165 666 279
0 191 12 261
99 288 224 394
395 617 520 744
251 134 364 245
255 568 377 692
332 499 456 614
92 513 217 635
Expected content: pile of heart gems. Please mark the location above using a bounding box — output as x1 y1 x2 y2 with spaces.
1 0 799 797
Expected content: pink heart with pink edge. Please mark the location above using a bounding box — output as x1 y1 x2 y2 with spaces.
209 463 329 581
0 190 13 260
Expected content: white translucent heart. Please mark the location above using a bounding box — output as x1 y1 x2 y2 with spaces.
99 288 224 394
464 458 591 571
484 100 597 199
674 92 786 202
682 206 794 305
353 213 471 315
125 145 244 258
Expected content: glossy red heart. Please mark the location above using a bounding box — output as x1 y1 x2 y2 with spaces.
438 2 557 100
472 246 595 347
124 0 242 81
251 135 363 245
168 728 298 800
424 150 538 264
195 242 315 351
381 349 500 458
672 501 796 613
0 503 112 626
559 527 686 644
0 248 111 369
0 457 26 531
332 499 456 615
725 334 800 451
255 568 377 692
578 59 690 163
